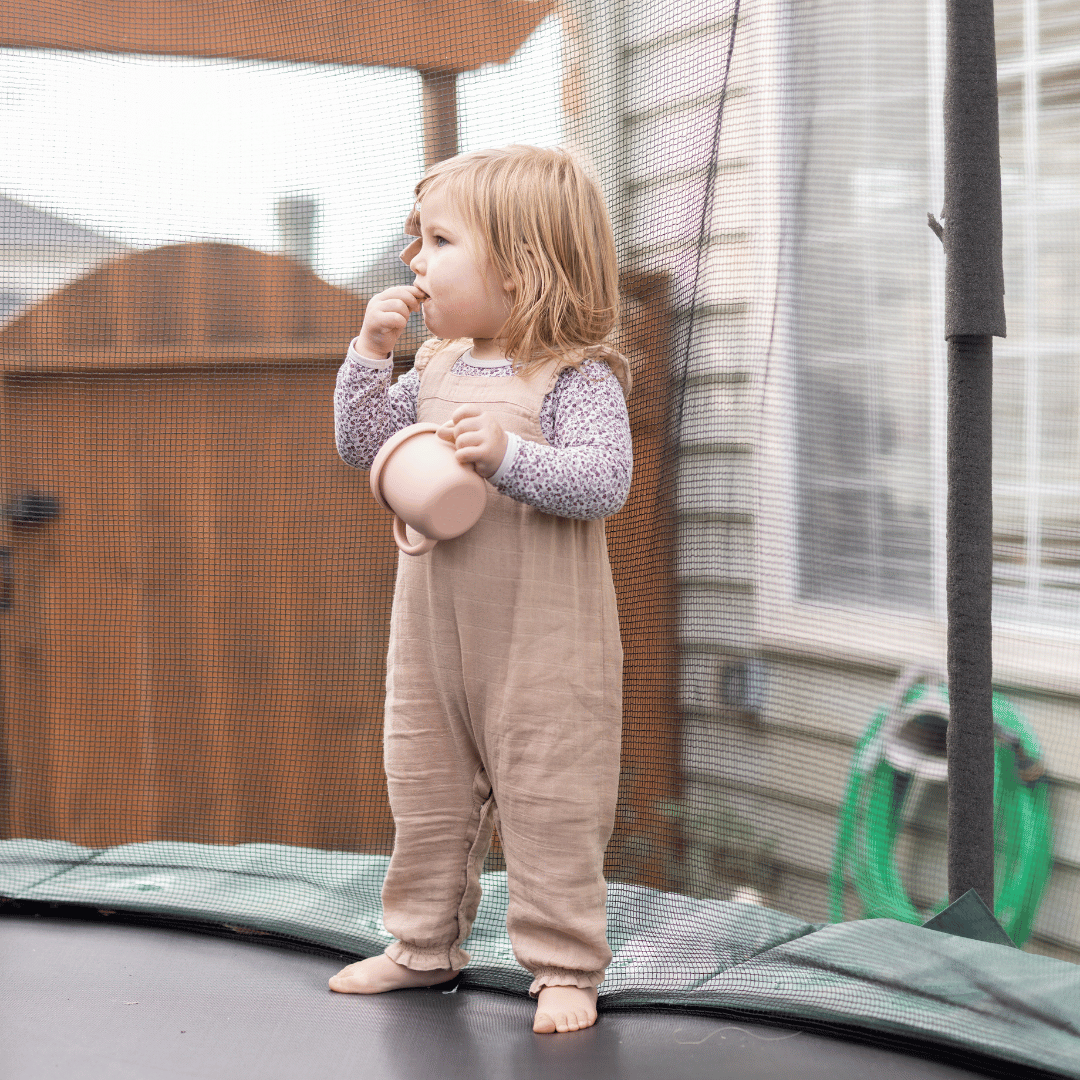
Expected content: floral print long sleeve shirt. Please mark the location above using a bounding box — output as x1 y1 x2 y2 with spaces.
334 339 633 521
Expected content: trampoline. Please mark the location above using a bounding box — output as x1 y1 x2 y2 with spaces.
3 1 1080 1078
2 903 1068 1080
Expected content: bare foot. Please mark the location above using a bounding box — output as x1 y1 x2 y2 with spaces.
533 985 598 1033
328 953 457 994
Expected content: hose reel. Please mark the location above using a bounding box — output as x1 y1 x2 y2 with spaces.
830 666 1053 945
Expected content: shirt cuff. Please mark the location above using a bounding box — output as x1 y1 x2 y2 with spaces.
347 337 394 370
488 431 521 486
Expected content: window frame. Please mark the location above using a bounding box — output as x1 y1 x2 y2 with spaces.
756 0 1080 696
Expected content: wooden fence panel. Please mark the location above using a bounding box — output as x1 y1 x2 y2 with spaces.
0 247 679 882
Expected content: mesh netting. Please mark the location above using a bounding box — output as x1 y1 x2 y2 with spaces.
1 1 1079 1073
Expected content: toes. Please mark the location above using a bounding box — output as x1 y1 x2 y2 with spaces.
559 1010 591 1032
329 970 371 994
329 962 362 992
534 991 598 1034
533 1011 557 1034
567 1008 595 1031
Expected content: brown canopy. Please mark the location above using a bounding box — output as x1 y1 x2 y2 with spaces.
0 0 554 71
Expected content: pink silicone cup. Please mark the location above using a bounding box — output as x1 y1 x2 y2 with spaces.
369 423 487 556
392 516 437 556
369 424 440 515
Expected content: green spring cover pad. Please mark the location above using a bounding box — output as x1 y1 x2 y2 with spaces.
3 839 1079 1078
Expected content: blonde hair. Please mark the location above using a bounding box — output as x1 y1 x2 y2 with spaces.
410 145 630 396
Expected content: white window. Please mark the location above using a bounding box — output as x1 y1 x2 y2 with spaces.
749 0 1080 694
785 0 938 615
782 0 1080 630
995 3 1080 624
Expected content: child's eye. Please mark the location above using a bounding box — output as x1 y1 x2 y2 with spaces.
435 235 448 247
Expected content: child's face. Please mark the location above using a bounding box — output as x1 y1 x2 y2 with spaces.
405 187 513 346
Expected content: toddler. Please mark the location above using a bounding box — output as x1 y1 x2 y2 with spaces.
330 145 632 1034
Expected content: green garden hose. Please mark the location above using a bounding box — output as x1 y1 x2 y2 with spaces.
830 674 1053 945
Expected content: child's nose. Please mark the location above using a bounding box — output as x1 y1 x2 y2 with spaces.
400 236 421 267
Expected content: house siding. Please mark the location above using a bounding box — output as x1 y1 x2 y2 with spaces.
605 0 1080 964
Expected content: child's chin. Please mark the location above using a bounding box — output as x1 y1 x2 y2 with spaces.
422 314 450 337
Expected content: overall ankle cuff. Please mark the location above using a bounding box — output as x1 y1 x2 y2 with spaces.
528 967 604 998
385 940 470 972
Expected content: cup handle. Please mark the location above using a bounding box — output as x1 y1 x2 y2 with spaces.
393 515 437 556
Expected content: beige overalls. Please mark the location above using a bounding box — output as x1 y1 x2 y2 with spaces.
380 338 624 996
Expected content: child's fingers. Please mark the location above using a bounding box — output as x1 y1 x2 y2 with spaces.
453 432 506 479
356 287 430 356
448 410 503 439
438 417 481 446
438 410 505 476
450 403 484 424
371 287 425 313
453 430 487 450
382 296 423 319
449 417 483 437
454 444 491 467
388 284 427 303
381 299 415 320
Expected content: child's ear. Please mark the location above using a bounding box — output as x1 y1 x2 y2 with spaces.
503 250 532 293
400 208 421 265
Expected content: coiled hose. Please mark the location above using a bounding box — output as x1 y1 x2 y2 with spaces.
830 673 1053 945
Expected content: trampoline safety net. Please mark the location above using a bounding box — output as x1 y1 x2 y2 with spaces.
1 1 1080 1076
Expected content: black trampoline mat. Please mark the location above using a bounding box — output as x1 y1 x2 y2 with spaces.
1 915 1023 1080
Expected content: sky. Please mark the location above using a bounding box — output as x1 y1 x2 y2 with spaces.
0 16 562 285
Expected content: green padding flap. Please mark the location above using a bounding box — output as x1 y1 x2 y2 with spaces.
622 921 1080 1078
3 839 1079 1078
0 839 394 958
468 878 823 996
923 888 1016 948
0 840 104 895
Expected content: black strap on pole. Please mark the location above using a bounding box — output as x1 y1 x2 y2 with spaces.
938 0 1007 909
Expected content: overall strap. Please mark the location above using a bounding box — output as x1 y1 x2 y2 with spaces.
413 338 471 382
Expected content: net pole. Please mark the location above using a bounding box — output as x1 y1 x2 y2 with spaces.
946 335 994 908
942 0 1006 909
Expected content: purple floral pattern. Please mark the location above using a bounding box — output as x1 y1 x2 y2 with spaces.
334 347 633 520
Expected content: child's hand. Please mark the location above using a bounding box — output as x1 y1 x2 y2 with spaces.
437 405 509 479
356 285 428 359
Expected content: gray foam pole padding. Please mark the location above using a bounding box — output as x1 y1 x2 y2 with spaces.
943 0 1006 339
946 335 996 909
942 0 1001 910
